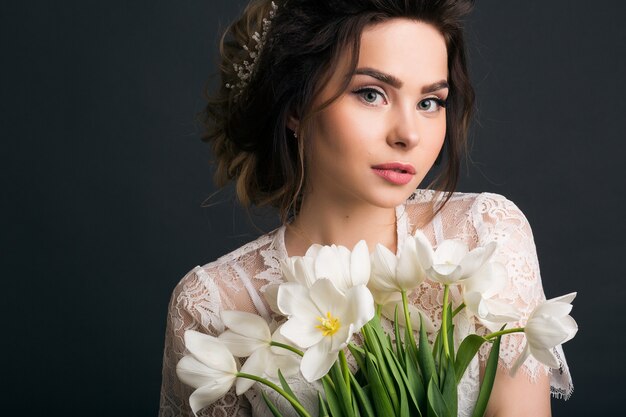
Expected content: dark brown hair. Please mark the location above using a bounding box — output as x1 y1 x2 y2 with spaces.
201 0 475 221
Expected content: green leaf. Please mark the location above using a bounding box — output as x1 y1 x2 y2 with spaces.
330 361 354 417
349 372 375 417
322 375 344 417
426 377 449 417
262 391 287 417
365 353 395 416
471 335 502 417
348 343 366 373
387 349 423 417
393 304 406 368
380 346 409 417
405 352 426 413
362 322 399 411
417 313 438 388
318 392 330 417
277 369 309 417
454 334 488 384
441 355 457 417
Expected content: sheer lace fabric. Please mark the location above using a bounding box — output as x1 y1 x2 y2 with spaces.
159 191 573 417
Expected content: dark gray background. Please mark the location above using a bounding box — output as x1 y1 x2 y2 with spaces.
3 0 624 415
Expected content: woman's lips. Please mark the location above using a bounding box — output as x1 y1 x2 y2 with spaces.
371 163 416 185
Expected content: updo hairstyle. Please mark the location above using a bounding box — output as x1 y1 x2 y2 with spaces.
201 0 476 221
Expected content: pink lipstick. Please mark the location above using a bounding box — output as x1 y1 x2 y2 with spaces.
371 162 416 185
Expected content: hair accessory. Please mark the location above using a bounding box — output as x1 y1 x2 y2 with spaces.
226 1 278 97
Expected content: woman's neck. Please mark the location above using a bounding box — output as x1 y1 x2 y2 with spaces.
284 195 398 257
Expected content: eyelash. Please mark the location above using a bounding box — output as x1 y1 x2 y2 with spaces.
352 87 447 112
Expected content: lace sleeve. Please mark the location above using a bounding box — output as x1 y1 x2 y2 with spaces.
470 193 573 399
159 266 252 417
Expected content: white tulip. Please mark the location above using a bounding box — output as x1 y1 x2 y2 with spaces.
218 311 300 393
424 237 497 285
369 236 428 305
462 261 520 332
511 292 578 375
176 331 239 416
279 240 370 293
277 279 375 382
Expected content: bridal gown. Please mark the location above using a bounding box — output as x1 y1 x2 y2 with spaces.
159 190 573 417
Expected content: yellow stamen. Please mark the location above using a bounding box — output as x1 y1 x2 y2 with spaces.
315 312 341 336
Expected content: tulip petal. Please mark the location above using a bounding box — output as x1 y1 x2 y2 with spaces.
548 292 577 305
396 238 425 290
532 300 573 318
277 283 320 318
305 244 323 258
280 258 297 283
510 344 530 377
459 242 496 278
526 315 572 348
413 230 434 269
315 246 343 286
262 284 280 314
280 315 324 348
371 243 398 283
267 352 301 378
236 349 268 394
184 331 237 374
300 338 337 382
558 315 578 343
429 263 462 283
218 330 267 357
309 279 346 317
221 310 271 342
176 355 221 389
294 257 317 287
434 239 468 265
350 240 370 287
529 346 560 369
344 285 375 330
189 377 235 416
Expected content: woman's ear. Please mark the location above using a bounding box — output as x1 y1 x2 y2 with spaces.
287 115 299 134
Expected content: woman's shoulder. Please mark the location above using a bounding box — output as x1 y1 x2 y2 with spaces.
170 227 284 321
178 227 282 285
407 189 527 218
404 190 532 244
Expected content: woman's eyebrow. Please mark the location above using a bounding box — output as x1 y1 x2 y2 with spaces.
353 67 403 88
353 67 449 93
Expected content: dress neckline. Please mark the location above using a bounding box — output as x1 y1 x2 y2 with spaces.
272 202 410 259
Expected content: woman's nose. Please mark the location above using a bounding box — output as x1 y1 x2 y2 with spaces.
386 104 420 149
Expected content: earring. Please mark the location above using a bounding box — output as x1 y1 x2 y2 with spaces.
293 130 298 139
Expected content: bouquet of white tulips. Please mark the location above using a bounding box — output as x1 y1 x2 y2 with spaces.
176 232 578 417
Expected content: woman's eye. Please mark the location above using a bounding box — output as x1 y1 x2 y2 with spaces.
354 88 386 106
418 98 447 113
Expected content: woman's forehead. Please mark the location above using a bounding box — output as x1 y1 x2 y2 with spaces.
357 19 448 86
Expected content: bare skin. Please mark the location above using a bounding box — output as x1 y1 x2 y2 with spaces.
286 18 552 416
286 19 447 255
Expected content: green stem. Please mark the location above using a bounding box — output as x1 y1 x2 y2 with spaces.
270 341 304 357
237 372 313 417
376 303 383 317
401 290 413 336
270 341 335 389
442 284 450 358
339 350 351 399
451 303 466 318
484 327 524 340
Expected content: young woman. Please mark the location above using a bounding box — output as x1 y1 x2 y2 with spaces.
159 1 573 416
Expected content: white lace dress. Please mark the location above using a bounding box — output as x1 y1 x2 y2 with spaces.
159 191 573 417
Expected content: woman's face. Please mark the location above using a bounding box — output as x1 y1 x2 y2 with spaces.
304 18 449 209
